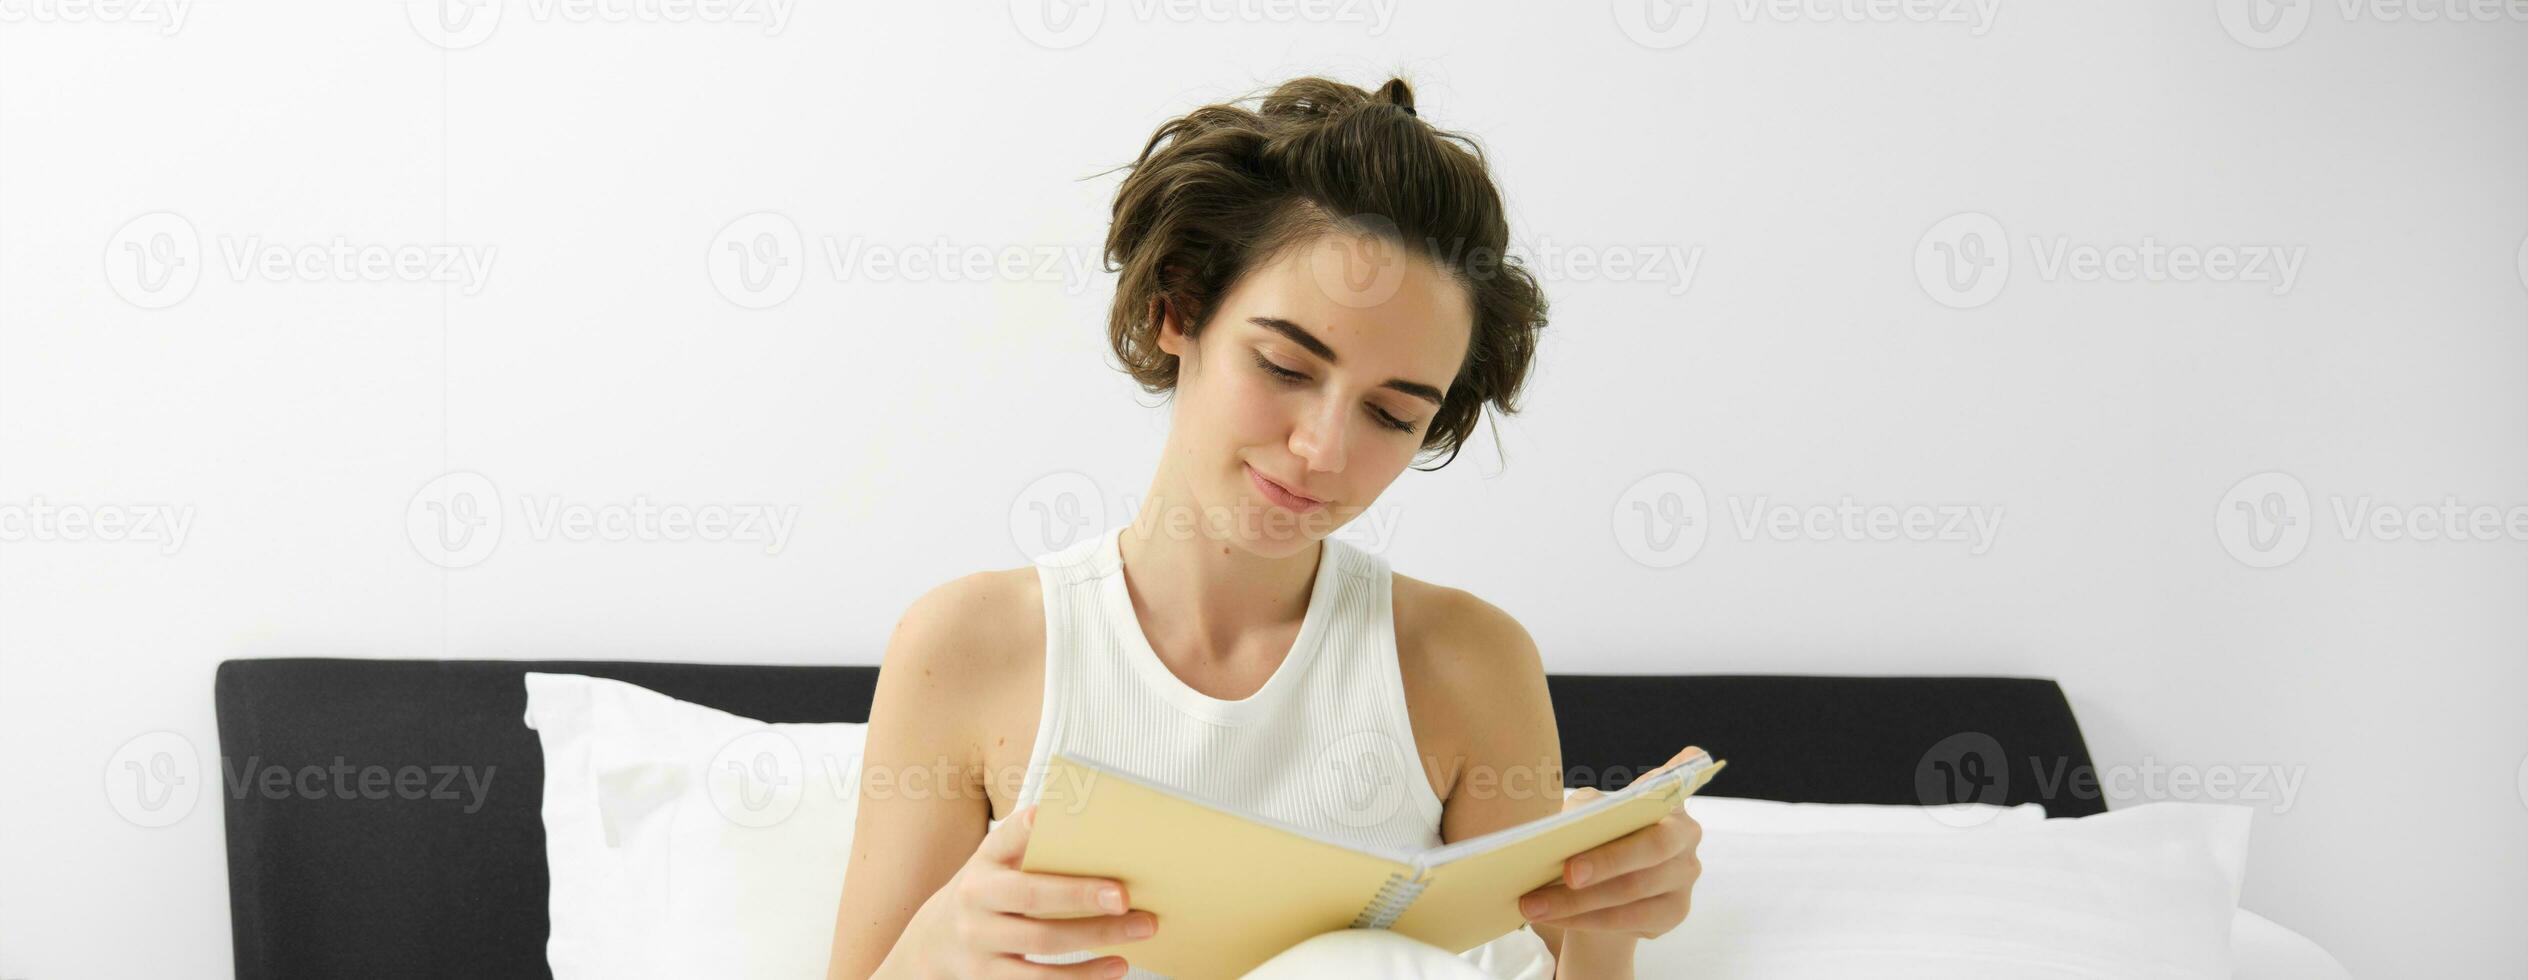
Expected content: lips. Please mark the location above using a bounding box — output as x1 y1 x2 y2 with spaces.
1246 463 1326 513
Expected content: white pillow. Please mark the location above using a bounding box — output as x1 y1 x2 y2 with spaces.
1640 802 2253 979
523 673 868 980
1564 787 2049 832
1686 794 2048 833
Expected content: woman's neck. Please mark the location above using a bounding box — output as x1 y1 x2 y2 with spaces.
1117 472 1324 666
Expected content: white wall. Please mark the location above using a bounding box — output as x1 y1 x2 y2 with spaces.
3 2 2522 977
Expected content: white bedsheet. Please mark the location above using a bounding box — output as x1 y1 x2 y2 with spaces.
2233 909 2352 980
1623 910 2342 979
1241 911 2345 979
1613 907 2343 979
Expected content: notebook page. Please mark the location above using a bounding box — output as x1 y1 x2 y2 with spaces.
1388 759 1726 954
1019 753 1418 979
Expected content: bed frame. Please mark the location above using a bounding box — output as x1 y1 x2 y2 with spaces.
212 658 2105 978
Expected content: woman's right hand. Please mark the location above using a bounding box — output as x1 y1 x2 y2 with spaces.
890 805 1157 979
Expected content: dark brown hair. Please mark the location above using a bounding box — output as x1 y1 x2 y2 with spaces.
1102 76 1548 470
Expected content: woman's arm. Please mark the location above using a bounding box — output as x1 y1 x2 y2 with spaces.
824 574 1016 980
1400 582 1647 979
1398 583 1636 978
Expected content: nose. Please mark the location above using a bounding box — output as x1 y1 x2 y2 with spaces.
1289 396 1347 474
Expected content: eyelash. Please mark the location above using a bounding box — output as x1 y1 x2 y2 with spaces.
1251 351 1418 434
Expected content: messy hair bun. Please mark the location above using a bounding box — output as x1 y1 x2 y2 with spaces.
1103 75 1547 470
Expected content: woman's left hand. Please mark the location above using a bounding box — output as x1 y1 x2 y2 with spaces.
1515 745 1706 940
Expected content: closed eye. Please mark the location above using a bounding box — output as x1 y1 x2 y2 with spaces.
1253 350 1308 383
1369 405 1417 434
1253 350 1418 434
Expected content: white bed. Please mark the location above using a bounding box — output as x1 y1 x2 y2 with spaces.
2234 908 2352 980
517 675 2356 980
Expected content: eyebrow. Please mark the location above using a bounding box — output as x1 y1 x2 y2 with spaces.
1248 316 1447 407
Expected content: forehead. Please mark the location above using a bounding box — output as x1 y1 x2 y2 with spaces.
1227 232 1474 384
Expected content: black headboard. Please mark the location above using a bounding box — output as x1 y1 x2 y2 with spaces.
213 658 2102 979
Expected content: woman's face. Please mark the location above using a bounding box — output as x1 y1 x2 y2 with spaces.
1156 229 1475 559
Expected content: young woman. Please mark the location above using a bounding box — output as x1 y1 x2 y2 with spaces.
827 77 1705 980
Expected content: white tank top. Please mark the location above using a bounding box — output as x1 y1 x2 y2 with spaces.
992 524 1553 979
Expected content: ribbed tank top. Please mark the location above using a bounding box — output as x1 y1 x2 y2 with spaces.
990 524 1552 979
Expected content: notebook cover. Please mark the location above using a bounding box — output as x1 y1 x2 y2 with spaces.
1391 759 1727 952
1020 753 1726 976
1018 754 1413 979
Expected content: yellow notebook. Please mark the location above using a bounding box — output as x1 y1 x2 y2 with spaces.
1018 751 1727 980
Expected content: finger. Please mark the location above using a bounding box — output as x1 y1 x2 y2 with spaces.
1527 889 1691 938
975 805 1038 866
979 908 1160 956
1561 812 1699 887
1521 860 1676 922
972 866 1132 919
1648 745 1708 775
981 954 1132 980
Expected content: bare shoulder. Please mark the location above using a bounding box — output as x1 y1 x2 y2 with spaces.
1391 571 1545 685
890 566 1043 668
875 567 1045 778
1390 572 1555 804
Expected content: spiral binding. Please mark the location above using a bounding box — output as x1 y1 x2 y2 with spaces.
1348 871 1430 929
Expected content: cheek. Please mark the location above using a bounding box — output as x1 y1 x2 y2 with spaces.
1204 362 1292 439
1352 448 1413 498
